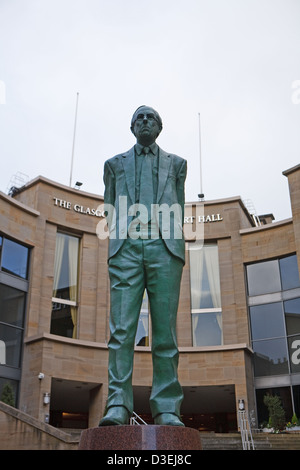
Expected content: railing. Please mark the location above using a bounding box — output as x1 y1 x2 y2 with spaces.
238 410 255 450
130 411 148 425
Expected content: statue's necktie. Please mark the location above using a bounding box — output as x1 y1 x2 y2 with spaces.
139 147 153 222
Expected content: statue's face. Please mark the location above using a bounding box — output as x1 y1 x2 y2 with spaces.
132 106 161 146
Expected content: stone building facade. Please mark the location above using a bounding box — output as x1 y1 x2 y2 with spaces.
0 164 300 433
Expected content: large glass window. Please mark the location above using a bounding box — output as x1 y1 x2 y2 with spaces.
0 284 26 329
256 387 293 425
1 238 29 279
280 255 300 291
0 236 29 280
0 323 23 368
246 260 281 296
247 254 300 379
247 255 300 297
250 303 285 340
252 338 289 377
189 243 222 346
51 233 80 338
287 334 300 374
52 233 79 302
0 284 26 368
284 298 300 374
284 298 300 336
293 385 300 418
192 311 222 347
0 235 30 408
0 377 19 408
247 255 300 424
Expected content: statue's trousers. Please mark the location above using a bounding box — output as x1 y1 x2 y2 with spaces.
106 236 184 418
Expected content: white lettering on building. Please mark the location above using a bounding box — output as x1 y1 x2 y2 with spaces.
53 197 105 218
53 197 223 225
184 214 223 224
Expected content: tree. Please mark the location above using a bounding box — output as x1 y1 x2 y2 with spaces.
263 393 286 432
1 382 15 407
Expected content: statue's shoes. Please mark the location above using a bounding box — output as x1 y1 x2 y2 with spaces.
99 406 130 426
154 413 184 426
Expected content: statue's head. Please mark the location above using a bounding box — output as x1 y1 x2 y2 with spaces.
130 105 163 145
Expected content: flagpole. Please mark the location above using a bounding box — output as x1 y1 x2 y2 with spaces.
69 92 79 187
198 112 204 200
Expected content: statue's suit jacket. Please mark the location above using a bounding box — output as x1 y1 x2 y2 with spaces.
103 146 187 264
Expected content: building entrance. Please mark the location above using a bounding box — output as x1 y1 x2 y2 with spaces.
133 384 237 432
49 378 100 430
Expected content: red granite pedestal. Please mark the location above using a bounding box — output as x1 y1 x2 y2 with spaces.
78 425 202 450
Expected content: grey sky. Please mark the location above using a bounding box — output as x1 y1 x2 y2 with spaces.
0 0 299 221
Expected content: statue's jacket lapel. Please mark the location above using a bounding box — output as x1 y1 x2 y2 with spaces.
121 146 171 205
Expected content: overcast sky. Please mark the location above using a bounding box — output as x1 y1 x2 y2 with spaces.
0 0 299 221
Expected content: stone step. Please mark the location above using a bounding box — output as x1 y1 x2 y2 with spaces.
200 432 300 450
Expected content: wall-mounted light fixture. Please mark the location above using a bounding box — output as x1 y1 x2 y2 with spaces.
43 392 50 405
238 399 245 411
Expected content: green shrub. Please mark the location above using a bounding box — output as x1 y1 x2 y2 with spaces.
263 394 286 432
0 382 15 407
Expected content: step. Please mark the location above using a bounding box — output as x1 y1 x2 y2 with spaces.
200 432 300 450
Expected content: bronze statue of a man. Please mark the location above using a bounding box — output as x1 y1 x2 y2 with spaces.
99 105 187 426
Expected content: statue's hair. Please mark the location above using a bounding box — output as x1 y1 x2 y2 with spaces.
130 105 163 133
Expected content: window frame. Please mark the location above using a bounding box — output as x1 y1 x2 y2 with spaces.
50 231 81 339
246 254 300 380
0 234 30 281
188 242 223 347
0 234 30 407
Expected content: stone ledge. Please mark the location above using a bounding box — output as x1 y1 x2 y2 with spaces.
78 425 202 450
0 401 78 444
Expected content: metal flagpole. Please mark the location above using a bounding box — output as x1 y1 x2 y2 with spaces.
69 92 79 187
198 112 204 200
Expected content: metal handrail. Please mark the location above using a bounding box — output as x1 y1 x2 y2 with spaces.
130 411 148 425
238 410 255 450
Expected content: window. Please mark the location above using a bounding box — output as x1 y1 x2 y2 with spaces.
0 284 26 368
0 284 26 329
280 255 300 291
256 387 293 425
0 377 19 407
246 260 281 296
135 290 149 346
189 243 222 346
285 298 300 374
191 311 222 347
252 338 289 377
51 233 80 338
0 323 23 368
0 236 29 279
246 255 300 379
250 303 285 340
284 298 300 336
247 256 300 425
246 255 300 296
249 303 289 376
287 334 300 374
0 235 30 408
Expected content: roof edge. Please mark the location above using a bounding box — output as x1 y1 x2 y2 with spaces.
12 175 104 201
283 163 300 177
0 190 40 216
